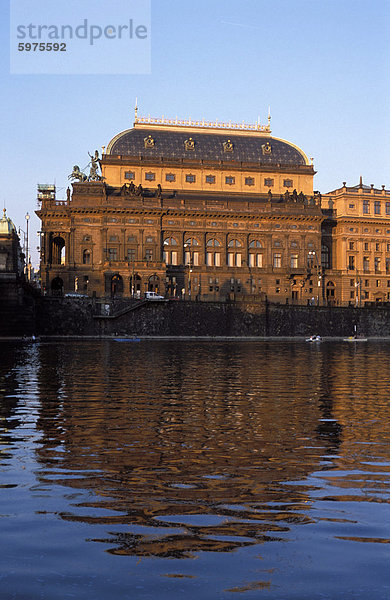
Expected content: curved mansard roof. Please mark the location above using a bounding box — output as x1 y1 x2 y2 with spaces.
106 123 310 167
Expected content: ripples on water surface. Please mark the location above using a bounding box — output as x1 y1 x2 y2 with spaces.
0 340 389 599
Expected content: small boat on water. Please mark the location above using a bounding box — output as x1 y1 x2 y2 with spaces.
114 336 141 342
306 335 322 342
343 336 368 342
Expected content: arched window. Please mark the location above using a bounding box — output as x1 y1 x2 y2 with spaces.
249 240 263 267
184 237 199 246
163 237 178 265
163 237 178 246
111 274 123 296
82 249 91 265
206 238 221 247
184 238 200 266
228 239 242 247
148 274 160 293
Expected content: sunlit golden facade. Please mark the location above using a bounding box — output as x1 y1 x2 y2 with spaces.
37 114 326 303
322 179 390 304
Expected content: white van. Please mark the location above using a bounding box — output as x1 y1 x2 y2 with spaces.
145 291 165 300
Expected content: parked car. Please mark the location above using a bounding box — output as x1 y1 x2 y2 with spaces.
145 291 165 300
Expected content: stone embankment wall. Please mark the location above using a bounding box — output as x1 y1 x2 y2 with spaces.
30 297 390 338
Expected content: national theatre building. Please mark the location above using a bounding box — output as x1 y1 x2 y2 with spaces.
36 113 389 305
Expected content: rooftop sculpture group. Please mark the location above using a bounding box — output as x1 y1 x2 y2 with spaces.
68 150 102 183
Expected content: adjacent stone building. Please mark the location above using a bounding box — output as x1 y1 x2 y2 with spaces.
322 179 390 304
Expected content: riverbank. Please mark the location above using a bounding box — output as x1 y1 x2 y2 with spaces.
2 295 390 338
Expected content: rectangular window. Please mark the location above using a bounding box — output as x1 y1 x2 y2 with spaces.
171 251 178 265
348 256 355 270
264 178 274 187
236 253 242 267
193 251 199 266
165 173 176 182
108 248 117 261
350 279 355 286
186 174 196 183
205 175 215 184
386 258 390 274
364 243 369 251
125 171 135 180
374 201 381 214
206 252 213 266
376 243 380 251
228 252 234 267
386 202 390 215
350 291 355 299
283 179 293 188
365 279 369 287
249 254 263 268
145 172 155 181
349 241 355 250
214 252 221 266
376 279 381 287
273 253 282 268
127 248 136 261
145 249 153 261
363 200 369 214
225 176 235 185
245 177 255 186
375 257 381 273
290 254 298 269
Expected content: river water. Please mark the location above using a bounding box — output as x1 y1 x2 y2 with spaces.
0 339 389 600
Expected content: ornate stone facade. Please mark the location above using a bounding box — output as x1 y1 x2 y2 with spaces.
36 116 327 303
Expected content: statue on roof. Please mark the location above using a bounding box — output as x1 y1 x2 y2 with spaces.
68 165 87 182
88 150 102 181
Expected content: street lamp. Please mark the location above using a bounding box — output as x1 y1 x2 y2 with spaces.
308 250 321 305
184 242 192 299
25 213 30 281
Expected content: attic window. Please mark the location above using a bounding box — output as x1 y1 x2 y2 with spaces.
125 171 135 180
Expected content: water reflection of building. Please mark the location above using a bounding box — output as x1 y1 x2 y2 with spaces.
33 341 340 558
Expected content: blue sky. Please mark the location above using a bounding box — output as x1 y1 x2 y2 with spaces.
1 0 389 266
